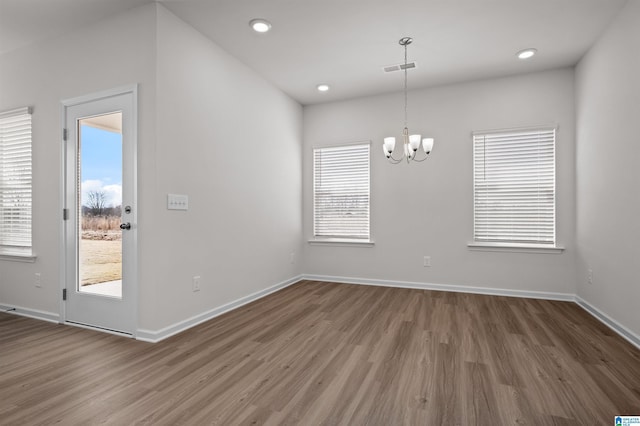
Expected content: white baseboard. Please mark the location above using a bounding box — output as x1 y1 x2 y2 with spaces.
0 303 60 323
136 274 303 343
3 275 638 351
575 296 640 350
303 274 639 350
302 274 575 301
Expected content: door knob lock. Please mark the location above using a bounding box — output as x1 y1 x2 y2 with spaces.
119 222 131 230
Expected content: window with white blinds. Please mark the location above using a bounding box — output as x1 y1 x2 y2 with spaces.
473 127 556 246
0 107 33 250
313 143 370 240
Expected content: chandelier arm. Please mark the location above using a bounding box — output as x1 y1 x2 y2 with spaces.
386 152 404 163
410 154 429 162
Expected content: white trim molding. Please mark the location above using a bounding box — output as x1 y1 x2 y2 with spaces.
0 251 37 262
575 296 640 350
308 239 375 247
303 275 639 350
302 274 574 301
3 274 638 351
136 275 303 343
0 304 60 323
467 242 564 254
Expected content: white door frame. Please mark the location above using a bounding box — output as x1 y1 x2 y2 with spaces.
59 84 138 337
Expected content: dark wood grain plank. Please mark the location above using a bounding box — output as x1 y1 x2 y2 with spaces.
0 280 638 424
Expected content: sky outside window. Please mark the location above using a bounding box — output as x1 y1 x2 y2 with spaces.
80 124 122 208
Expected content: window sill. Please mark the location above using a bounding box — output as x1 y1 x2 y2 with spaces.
308 238 375 247
0 248 37 263
467 242 564 254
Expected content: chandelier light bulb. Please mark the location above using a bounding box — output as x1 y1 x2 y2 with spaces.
422 138 434 154
409 134 421 152
383 137 396 158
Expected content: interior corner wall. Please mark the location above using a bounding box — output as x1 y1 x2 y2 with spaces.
303 69 577 295
149 5 303 331
575 1 640 336
0 4 158 318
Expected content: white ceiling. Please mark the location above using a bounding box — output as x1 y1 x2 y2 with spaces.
1 0 628 105
0 0 153 55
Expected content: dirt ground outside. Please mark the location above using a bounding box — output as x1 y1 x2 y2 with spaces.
80 231 122 286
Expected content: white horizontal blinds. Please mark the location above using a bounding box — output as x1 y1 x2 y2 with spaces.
0 107 32 248
473 128 556 245
314 143 370 239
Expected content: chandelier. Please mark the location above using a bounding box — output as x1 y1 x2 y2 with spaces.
383 37 434 164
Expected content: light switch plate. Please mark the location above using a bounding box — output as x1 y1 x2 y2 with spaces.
168 194 188 210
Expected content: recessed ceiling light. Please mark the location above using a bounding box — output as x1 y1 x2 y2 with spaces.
316 84 330 92
517 48 537 60
249 19 271 33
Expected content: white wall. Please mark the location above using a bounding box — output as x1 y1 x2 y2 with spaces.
575 1 640 336
303 69 576 295
0 4 303 334
7 0 637 341
0 4 158 317
146 6 303 330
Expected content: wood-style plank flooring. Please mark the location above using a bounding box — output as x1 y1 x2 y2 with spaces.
1 280 639 424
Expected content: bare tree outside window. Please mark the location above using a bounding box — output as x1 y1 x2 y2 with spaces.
86 190 107 216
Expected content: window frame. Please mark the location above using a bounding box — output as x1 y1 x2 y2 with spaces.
469 125 562 253
310 141 372 245
0 106 35 261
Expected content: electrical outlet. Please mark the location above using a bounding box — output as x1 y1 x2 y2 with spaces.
423 256 431 267
587 269 593 285
290 252 295 264
192 275 201 292
35 272 41 288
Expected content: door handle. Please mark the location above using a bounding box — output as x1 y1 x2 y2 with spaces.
119 222 131 230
